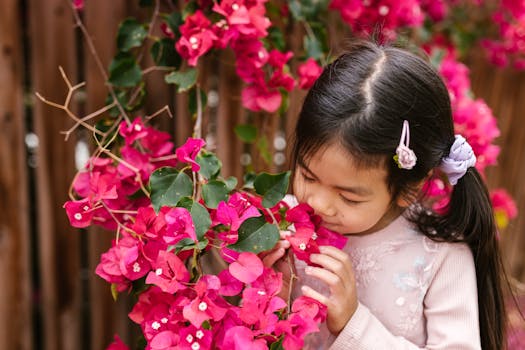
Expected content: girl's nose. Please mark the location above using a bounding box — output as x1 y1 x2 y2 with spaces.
307 193 336 217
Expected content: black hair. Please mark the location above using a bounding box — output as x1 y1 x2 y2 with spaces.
292 41 505 349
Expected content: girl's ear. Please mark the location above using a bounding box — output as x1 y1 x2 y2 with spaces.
395 170 434 208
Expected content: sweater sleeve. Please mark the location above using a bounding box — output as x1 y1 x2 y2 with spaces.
329 243 481 350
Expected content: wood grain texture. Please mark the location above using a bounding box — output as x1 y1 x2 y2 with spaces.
0 0 32 349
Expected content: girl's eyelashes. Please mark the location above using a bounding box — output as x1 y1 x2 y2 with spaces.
301 172 316 183
340 195 362 205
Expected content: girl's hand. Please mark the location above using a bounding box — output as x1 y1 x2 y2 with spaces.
302 245 358 335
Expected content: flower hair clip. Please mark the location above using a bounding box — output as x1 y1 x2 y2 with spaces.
393 120 417 169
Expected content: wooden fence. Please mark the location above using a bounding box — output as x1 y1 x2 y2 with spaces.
1 1 524 349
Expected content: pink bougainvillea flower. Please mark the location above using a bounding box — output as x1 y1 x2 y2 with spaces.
213 0 271 38
118 146 154 182
218 268 244 296
252 267 283 297
291 295 327 324
287 227 320 265
140 126 175 158
491 188 518 230
163 207 197 244
178 325 212 350
64 198 94 228
146 250 190 293
268 69 295 92
128 286 178 325
229 252 264 283
106 334 129 350
148 330 180 350
222 326 268 350
215 192 261 231
95 235 150 289
297 58 323 89
175 137 206 172
175 10 218 66
268 49 293 69
72 0 84 10
183 278 228 327
132 206 167 240
239 287 286 329
241 83 282 112
119 117 148 145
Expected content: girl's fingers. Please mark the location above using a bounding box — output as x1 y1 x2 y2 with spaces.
309 250 353 282
301 285 329 306
261 248 286 267
304 265 348 295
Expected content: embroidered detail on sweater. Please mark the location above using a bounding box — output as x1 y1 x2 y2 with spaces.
393 255 434 334
349 239 415 287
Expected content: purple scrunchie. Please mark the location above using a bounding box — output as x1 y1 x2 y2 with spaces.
439 135 477 185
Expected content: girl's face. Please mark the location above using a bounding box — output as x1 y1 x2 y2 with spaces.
293 142 402 236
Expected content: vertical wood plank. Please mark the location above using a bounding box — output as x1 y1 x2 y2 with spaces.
0 0 32 349
29 0 82 349
469 52 525 280
83 1 132 349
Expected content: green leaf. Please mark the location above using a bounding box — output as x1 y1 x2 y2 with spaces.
149 167 193 212
170 238 209 252
242 172 256 190
202 180 230 209
177 198 211 240
188 88 207 116
228 216 279 253
304 34 324 60
254 171 291 208
117 18 148 52
165 69 198 92
288 0 304 20
151 38 181 68
109 52 143 87
224 176 238 192
164 12 183 37
256 136 272 166
196 153 222 180
268 27 286 51
234 124 257 143
110 283 119 301
269 337 285 350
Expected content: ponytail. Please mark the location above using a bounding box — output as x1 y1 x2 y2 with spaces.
414 167 506 350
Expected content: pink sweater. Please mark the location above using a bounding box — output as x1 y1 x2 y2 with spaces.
295 213 481 349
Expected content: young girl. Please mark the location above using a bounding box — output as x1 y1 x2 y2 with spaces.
264 41 506 349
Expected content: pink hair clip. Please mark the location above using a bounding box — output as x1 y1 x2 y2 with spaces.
393 120 417 170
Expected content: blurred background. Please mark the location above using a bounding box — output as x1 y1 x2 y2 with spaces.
1 0 525 349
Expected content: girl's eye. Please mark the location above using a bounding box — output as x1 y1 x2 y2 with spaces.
340 195 361 205
301 172 316 183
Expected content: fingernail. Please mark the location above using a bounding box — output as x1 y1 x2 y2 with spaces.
305 266 312 274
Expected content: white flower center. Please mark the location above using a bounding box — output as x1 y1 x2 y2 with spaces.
132 262 141 272
74 213 83 220
186 334 194 343
134 124 142 131
311 232 318 240
258 50 265 59
379 5 389 16
198 302 208 311
232 3 239 11
151 321 161 330
196 330 204 339
189 36 198 44
299 243 306 250
161 317 168 324
155 268 163 276
83 205 90 211
191 343 200 350
257 290 266 295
